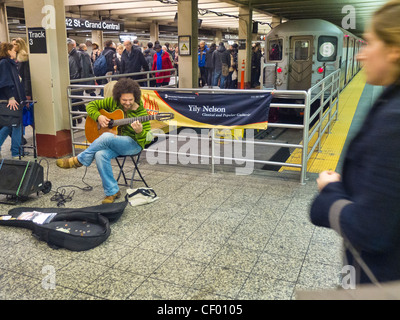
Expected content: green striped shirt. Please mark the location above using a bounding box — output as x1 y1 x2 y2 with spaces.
86 97 152 149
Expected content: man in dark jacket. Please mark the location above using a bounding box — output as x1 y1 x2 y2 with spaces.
205 43 216 88
212 42 231 89
78 43 95 96
67 38 81 81
251 42 262 88
120 40 149 86
67 38 85 121
143 42 156 86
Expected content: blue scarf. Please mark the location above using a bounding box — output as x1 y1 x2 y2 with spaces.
156 50 163 71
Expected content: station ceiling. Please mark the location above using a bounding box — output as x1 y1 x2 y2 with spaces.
5 0 389 38
233 0 389 37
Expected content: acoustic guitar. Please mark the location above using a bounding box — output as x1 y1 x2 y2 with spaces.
85 109 174 143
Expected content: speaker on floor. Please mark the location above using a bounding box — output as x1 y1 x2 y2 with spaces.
0 159 45 198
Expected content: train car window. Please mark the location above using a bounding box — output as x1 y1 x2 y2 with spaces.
268 39 283 61
318 36 338 62
294 40 310 61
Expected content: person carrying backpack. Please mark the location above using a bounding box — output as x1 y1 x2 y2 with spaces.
94 40 117 95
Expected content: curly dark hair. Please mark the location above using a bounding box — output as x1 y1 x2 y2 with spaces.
112 78 141 104
0 42 14 59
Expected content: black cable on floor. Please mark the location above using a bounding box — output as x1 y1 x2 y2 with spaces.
49 166 93 207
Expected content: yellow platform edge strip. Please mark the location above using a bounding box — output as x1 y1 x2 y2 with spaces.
280 70 367 173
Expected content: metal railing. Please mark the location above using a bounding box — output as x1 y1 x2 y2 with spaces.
66 68 341 184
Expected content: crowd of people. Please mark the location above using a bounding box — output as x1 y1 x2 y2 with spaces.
67 38 264 91
197 41 263 89
67 38 176 89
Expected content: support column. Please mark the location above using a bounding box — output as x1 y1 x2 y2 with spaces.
177 0 198 88
23 0 71 158
238 5 252 89
91 30 103 49
0 2 9 43
150 21 159 44
214 30 222 44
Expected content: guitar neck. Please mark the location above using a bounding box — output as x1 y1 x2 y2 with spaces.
112 114 156 127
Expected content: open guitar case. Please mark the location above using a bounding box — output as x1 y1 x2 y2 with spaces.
0 200 128 251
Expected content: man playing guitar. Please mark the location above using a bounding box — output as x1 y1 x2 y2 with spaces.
56 78 152 204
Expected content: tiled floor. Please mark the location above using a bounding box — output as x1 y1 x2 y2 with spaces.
0 128 343 300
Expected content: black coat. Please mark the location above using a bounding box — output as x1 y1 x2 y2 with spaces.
16 60 31 97
205 48 215 70
101 47 118 74
212 45 231 72
68 48 82 80
0 57 26 102
120 47 149 78
310 82 400 284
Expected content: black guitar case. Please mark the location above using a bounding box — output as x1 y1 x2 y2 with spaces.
0 201 128 251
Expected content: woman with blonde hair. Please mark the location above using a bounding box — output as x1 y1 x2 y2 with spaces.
310 0 400 285
12 38 31 101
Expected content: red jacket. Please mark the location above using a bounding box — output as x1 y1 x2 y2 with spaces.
152 51 173 84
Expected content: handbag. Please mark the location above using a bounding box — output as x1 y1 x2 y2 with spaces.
0 101 23 126
296 236 400 300
126 187 159 207
219 53 229 77
0 69 25 127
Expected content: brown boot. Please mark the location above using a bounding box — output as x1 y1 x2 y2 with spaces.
56 156 83 169
102 191 121 204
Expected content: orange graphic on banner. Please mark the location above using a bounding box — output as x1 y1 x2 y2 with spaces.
142 92 160 115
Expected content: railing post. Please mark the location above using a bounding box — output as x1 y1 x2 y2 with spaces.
300 91 310 185
67 86 76 157
328 75 334 134
335 71 340 121
211 128 215 174
318 81 325 153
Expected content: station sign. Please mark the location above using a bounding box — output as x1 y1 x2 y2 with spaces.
65 17 123 31
27 27 47 54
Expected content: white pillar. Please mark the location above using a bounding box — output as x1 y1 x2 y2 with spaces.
0 2 9 43
177 0 198 88
91 30 103 48
238 5 252 89
150 21 159 44
23 0 72 157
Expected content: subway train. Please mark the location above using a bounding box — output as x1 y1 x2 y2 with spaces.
263 18 365 92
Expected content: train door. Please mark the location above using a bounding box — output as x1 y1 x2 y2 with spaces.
348 38 354 80
288 36 313 90
343 36 349 85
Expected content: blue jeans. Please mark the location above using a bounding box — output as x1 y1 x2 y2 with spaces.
0 124 22 157
212 70 227 89
77 132 142 196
